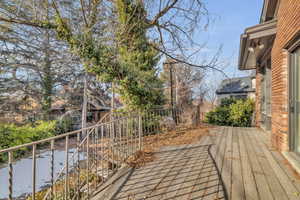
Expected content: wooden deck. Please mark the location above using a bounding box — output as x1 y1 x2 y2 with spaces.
93 127 300 200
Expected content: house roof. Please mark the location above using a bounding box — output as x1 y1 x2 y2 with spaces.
216 76 255 95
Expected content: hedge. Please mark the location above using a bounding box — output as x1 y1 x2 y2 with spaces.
205 98 254 127
0 121 56 162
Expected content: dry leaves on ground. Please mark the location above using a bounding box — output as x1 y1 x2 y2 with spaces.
126 125 212 168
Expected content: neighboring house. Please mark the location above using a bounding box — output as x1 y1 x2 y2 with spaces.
0 94 41 124
238 0 300 153
215 76 256 104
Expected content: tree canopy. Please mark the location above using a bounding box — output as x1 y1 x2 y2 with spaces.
0 0 222 111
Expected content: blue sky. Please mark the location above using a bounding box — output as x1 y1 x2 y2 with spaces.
200 0 263 79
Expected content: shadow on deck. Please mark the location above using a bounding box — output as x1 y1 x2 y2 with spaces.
93 127 300 200
93 134 226 200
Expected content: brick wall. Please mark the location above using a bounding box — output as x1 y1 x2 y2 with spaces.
271 0 300 151
255 69 262 127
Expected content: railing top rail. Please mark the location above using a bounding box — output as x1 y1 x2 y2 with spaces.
0 114 139 154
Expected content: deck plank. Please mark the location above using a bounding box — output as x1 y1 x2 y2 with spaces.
221 126 233 200
271 151 300 192
256 129 300 193
238 127 259 200
148 143 208 199
247 129 288 200
113 145 187 199
215 127 228 200
134 144 194 200
200 127 225 200
188 153 216 199
231 127 246 200
158 137 212 200
173 137 213 199
250 129 300 200
94 127 300 200
204 127 228 200
242 128 273 200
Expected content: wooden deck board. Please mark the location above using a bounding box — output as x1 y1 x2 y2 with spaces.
112 146 185 199
238 127 259 200
147 144 201 200
173 137 211 200
201 128 226 200
193 128 223 199
231 127 246 200
215 127 228 200
93 127 300 200
140 145 194 199
243 128 274 200
247 129 287 200
250 129 300 200
222 126 233 200
256 129 300 193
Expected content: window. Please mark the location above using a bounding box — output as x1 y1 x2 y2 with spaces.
266 60 272 116
231 95 247 100
261 60 272 116
260 58 272 131
289 45 300 152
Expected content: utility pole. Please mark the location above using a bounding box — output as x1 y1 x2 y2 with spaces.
169 62 177 124
175 67 178 105
169 63 174 109
110 82 115 139
81 73 88 138
111 82 115 112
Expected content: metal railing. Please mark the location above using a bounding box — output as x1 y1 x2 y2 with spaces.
0 107 183 200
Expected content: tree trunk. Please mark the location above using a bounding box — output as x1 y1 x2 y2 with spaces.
41 31 53 120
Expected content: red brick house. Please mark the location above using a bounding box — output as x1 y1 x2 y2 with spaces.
239 0 300 152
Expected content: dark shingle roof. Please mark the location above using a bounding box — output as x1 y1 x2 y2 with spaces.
216 76 255 95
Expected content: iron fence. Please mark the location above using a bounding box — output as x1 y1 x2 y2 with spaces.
0 107 182 200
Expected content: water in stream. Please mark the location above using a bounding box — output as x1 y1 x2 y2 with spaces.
0 149 86 199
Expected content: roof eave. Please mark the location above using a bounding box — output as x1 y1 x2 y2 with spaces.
238 19 277 71
216 90 255 95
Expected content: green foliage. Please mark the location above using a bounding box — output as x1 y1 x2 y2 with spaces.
229 98 255 127
220 97 237 107
115 0 165 110
0 121 56 162
205 98 254 127
204 106 231 126
55 117 73 134
41 58 53 119
53 0 165 111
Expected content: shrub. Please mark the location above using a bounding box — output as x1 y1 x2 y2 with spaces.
220 97 237 107
0 121 56 162
229 98 254 127
55 117 73 134
204 98 254 127
205 105 231 126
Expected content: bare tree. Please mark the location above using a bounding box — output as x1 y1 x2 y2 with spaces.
0 0 224 70
0 1 111 120
204 79 220 108
0 0 226 113
161 58 206 108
